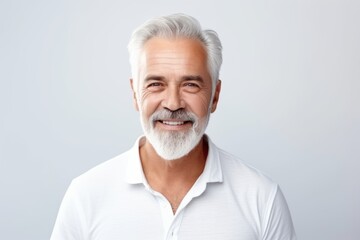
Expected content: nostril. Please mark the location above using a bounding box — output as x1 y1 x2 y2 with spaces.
164 107 185 113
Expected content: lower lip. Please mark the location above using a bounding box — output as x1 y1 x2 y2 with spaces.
155 121 192 131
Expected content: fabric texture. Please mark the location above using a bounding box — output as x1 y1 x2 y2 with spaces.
51 136 296 240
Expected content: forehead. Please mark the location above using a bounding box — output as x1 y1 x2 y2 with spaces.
140 37 208 74
143 37 207 55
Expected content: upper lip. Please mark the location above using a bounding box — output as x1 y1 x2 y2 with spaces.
158 119 192 122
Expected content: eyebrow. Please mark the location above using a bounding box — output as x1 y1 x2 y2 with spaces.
181 75 204 82
144 75 165 82
144 75 205 83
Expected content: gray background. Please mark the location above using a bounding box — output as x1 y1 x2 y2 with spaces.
1 0 359 239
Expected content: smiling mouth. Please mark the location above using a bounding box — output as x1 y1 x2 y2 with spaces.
158 120 192 126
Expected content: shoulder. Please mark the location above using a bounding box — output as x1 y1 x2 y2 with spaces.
71 149 132 190
215 145 278 195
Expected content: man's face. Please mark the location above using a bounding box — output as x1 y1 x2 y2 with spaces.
131 37 221 160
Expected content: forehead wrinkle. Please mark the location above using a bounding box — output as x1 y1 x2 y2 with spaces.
146 52 193 67
143 39 207 67
145 57 196 78
138 37 211 86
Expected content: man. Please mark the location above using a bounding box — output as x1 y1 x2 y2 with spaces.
51 13 296 240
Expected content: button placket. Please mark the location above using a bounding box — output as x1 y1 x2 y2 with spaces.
165 207 185 240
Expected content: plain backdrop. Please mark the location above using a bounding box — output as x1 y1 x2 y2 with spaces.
1 0 359 239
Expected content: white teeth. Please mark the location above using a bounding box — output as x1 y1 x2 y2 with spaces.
162 121 185 126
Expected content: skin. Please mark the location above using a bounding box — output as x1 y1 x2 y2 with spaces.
130 37 221 213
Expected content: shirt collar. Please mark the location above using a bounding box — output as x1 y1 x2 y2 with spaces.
125 135 223 185
203 135 223 183
125 136 147 184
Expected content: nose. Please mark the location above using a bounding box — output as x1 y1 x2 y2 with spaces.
162 86 185 111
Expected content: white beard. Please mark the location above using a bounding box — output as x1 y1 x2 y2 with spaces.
140 109 209 160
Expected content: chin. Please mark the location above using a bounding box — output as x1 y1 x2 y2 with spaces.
146 128 204 161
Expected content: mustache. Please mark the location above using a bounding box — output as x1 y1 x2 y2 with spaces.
150 109 197 122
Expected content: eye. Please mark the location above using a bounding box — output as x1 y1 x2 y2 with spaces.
183 82 200 88
148 82 160 87
183 82 201 93
145 81 164 91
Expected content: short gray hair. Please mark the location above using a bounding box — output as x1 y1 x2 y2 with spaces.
128 13 223 93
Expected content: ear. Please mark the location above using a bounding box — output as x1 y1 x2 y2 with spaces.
210 80 221 113
130 78 139 111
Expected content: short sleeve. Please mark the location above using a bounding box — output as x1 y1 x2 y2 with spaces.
50 181 87 240
262 185 297 240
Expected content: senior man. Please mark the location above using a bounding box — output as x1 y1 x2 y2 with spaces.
51 13 296 240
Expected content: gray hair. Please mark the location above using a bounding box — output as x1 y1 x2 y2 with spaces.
128 13 223 94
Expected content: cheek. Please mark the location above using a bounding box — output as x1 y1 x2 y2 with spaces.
139 92 162 117
186 94 212 116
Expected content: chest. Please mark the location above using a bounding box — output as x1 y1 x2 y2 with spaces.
86 184 262 240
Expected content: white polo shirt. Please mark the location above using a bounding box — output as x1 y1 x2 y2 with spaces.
51 136 296 240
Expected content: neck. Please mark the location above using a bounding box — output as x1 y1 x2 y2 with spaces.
139 136 208 183
139 135 208 214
